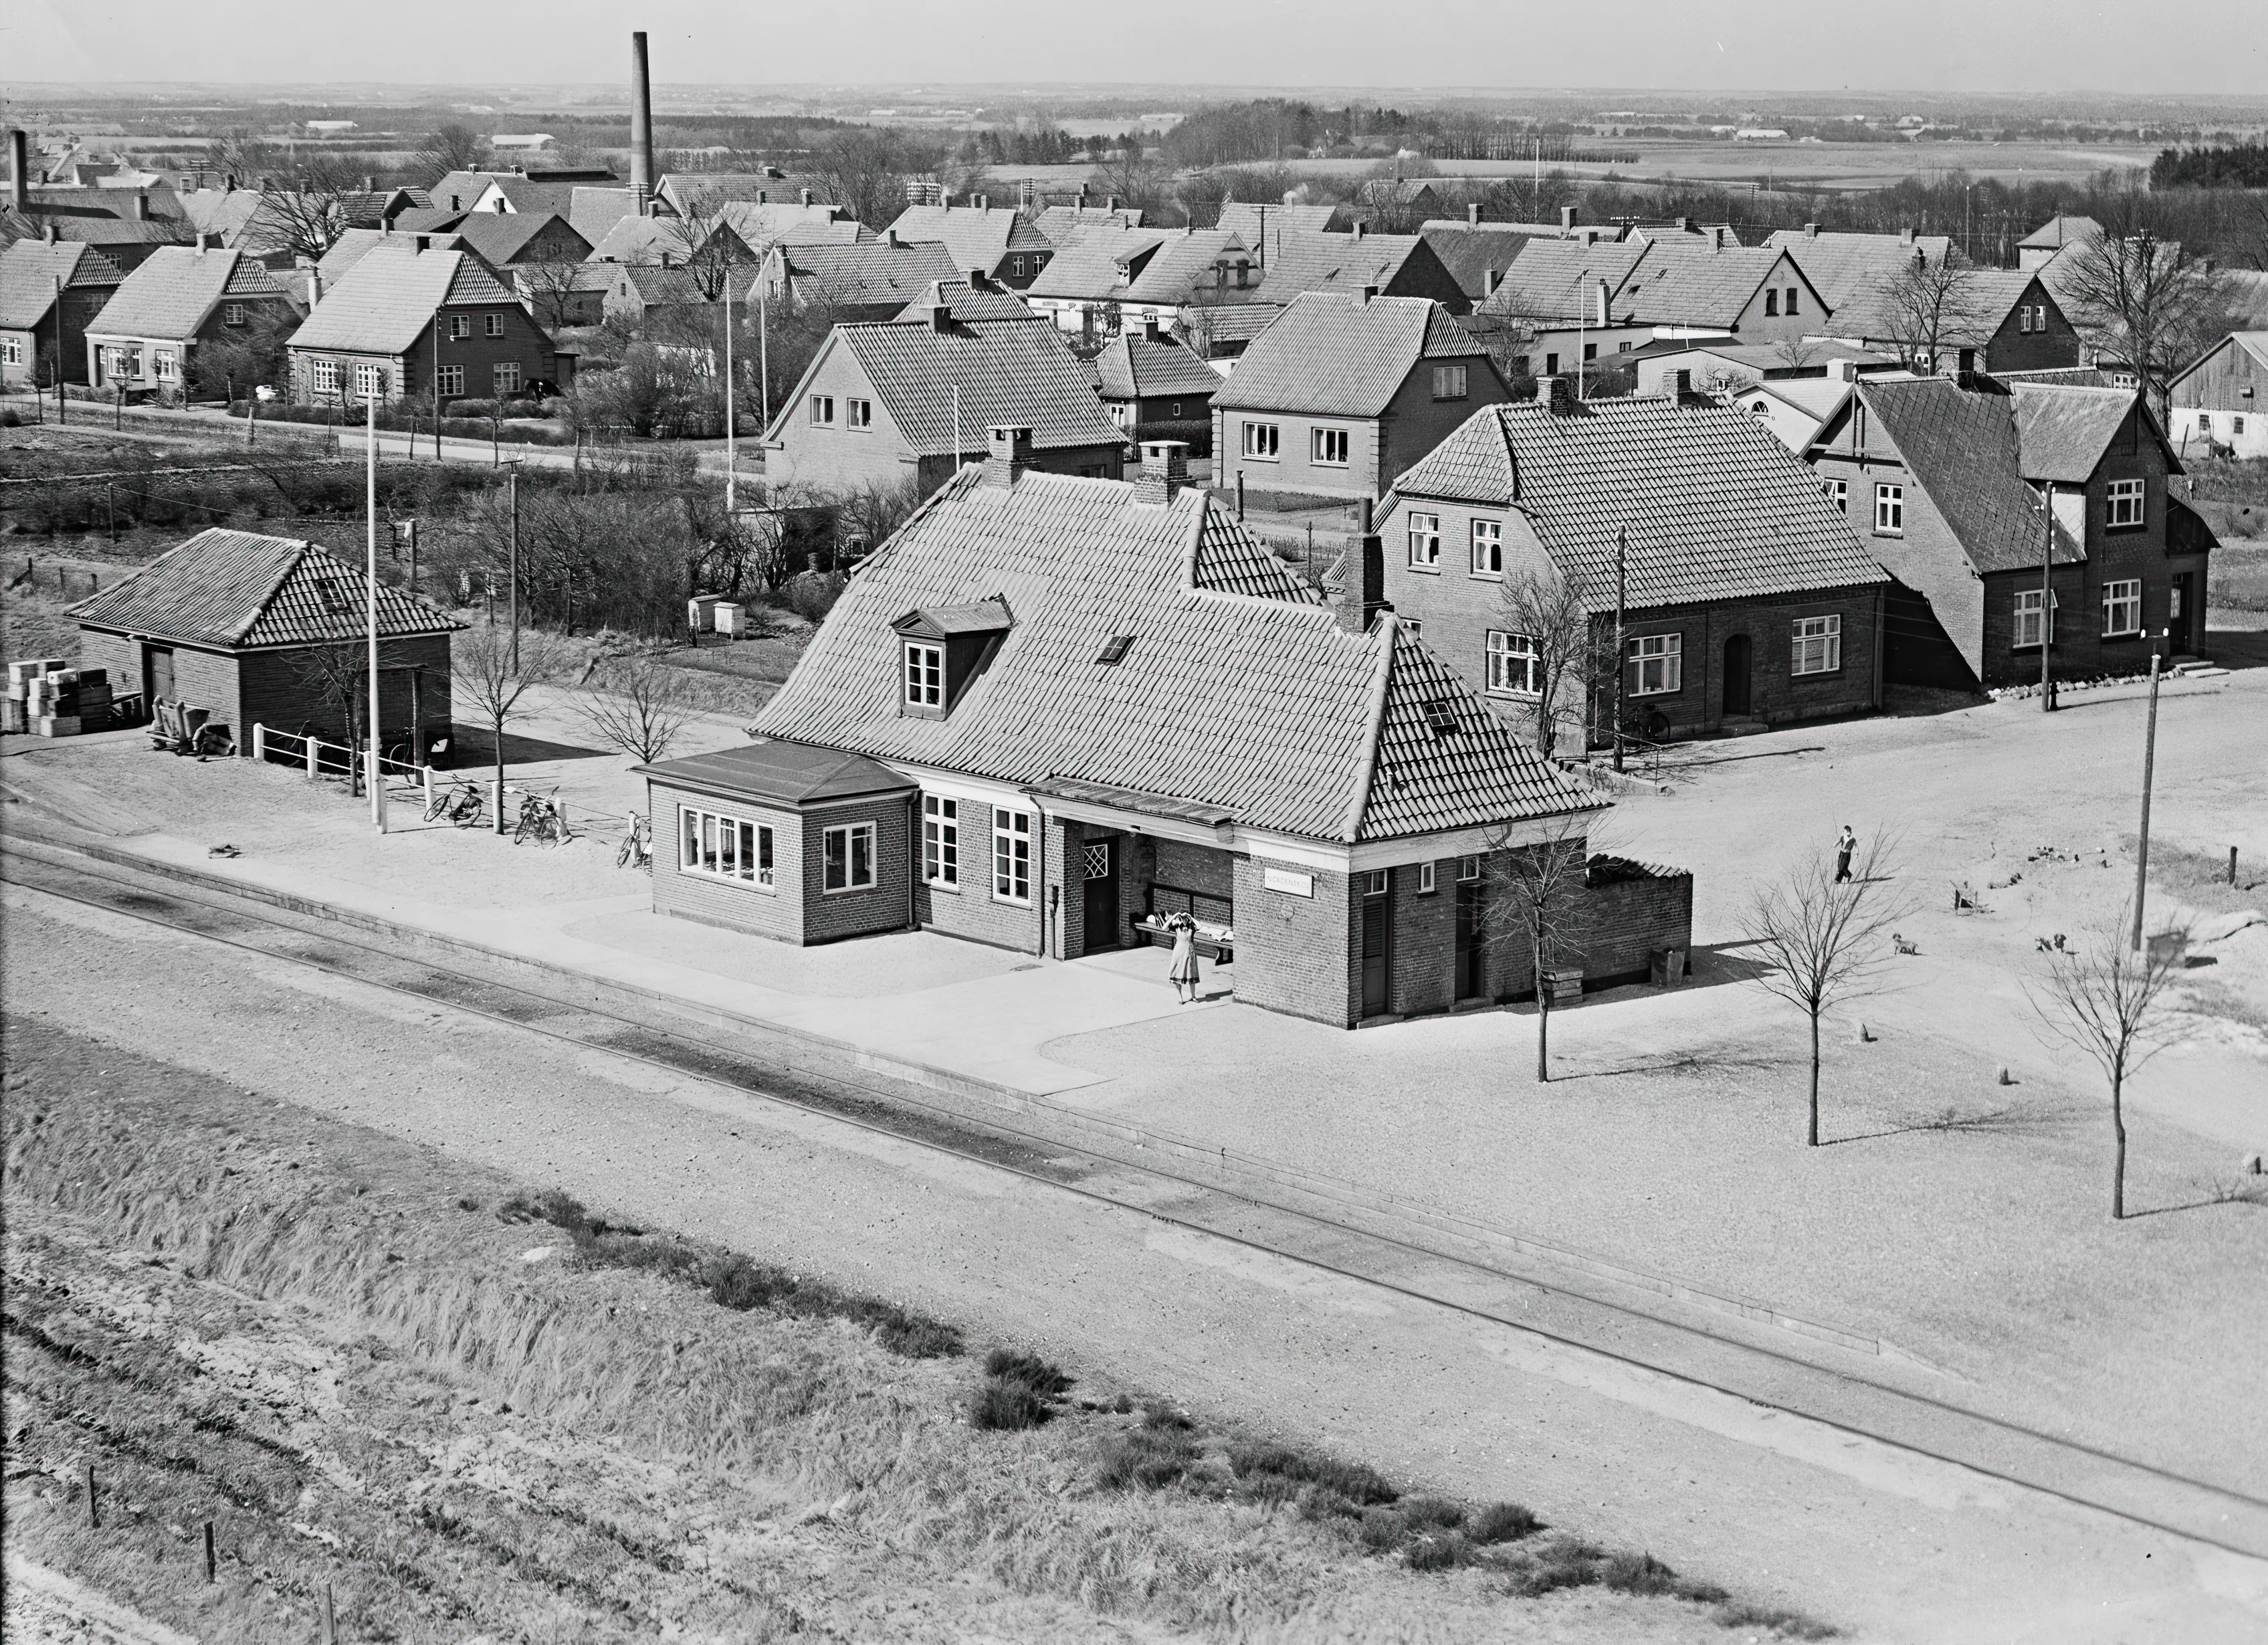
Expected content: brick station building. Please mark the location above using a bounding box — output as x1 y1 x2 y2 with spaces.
639 431 1693 1026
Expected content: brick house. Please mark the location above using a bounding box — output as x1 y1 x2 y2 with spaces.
647 433 1687 1024
1379 379 1891 746
1805 376 2215 688
884 201 1057 289
1024 226 1254 345
2165 332 2268 459
756 233 962 324
0 238 122 386
1092 325 1220 446
84 244 300 393
1823 267 2080 376
286 244 572 407
66 527 463 761
1213 291 1507 501
1252 228 1470 312
760 311 1128 496
447 209 593 271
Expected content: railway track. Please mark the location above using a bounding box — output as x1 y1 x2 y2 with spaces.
5 834 2265 1564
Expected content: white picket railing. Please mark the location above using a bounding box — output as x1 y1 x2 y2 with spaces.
251 722 571 834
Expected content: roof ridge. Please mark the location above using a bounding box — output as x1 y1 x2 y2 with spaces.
1341 613 1399 843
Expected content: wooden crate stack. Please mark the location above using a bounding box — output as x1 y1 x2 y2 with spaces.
6 660 112 737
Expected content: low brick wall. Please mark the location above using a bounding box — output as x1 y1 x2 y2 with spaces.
1580 857 1693 985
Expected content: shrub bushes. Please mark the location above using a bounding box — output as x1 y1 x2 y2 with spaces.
970 1347 1074 1431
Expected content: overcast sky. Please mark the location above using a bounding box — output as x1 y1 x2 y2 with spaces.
7 0 2266 96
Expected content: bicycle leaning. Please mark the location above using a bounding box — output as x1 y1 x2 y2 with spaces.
615 811 652 872
423 779 487 828
513 791 573 847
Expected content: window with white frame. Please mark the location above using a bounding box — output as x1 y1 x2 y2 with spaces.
1874 482 1903 535
1627 632 1682 695
1487 630 1541 696
222 303 245 327
1362 870 1388 896
922 795 958 887
679 806 776 889
810 394 836 425
2101 578 2143 637
1823 477 1848 513
823 823 876 892
0 338 19 365
1417 861 1437 894
1241 420 1279 459
1108 401 1130 427
1406 511 1441 570
447 314 472 341
492 361 521 394
1431 363 1468 401
1312 426 1350 466
108 346 141 378
484 312 504 337
436 364 464 395
311 359 338 394
152 351 177 381
992 808 1032 903
2013 587 2057 648
2105 478 2144 528
1009 255 1025 279
354 362 385 399
1791 614 1841 675
1470 517 1503 575
1457 855 1481 882
904 642 943 708
847 397 873 429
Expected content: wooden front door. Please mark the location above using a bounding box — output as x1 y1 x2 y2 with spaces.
1722 633 1752 716
1454 881 1483 999
1080 838 1120 953
1360 877 1391 1016
2172 573 2196 654
143 644 175 704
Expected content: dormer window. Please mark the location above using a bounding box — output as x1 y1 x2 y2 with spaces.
904 642 944 707
893 598 1014 719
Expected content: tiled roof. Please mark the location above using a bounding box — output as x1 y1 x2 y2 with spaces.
21 186 186 223
884 205 1049 272
67 528 462 650
11 214 185 250
807 317 1124 456
777 239 960 308
716 201 860 246
606 264 714 308
1829 266 2042 349
1418 223 1546 300
659 172 837 215
1034 204 1145 244
1760 229 1950 308
317 227 460 285
1182 302 1282 345
1479 237 1651 321
388 207 472 235
1848 379 2083 575
1094 332 1223 401
2020 215 2101 251
1391 397 1891 610
0 240 123 329
750 467 1594 845
1028 227 1248 306
1252 229 1451 306
1213 292 1486 417
450 210 585 266
566 187 642 247
2008 382 2139 484
586 213 705 264
290 246 516 356
1219 201 1343 244
891 278 1035 324
86 247 286 341
1613 240 1815 328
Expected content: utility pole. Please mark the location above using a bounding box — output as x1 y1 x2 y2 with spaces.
365 397 387 832
723 263 737 514
1613 525 1627 772
508 466 520 672
757 271 770 433
2039 480 2056 711
54 276 66 425
2130 634 2165 952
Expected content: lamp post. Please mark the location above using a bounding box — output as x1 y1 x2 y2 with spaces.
365 395 387 832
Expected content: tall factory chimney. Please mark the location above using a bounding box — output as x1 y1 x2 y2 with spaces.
629 31 655 216
9 129 29 213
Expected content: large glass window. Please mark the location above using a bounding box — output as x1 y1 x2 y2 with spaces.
1406 511 1441 569
1874 484 1903 535
922 794 958 886
1627 633 1682 695
678 805 775 889
1312 427 1349 466
993 808 1032 904
2101 579 2143 637
824 823 876 892
2013 588 2056 649
1241 421 1279 459
2105 478 2145 528
1486 630 1540 696
1791 615 1842 676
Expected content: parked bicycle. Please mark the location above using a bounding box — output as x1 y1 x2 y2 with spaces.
424 780 486 828
513 792 573 847
615 812 651 871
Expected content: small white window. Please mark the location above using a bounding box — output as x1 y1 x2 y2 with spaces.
1791 614 1841 676
2106 478 2144 528
312 359 338 393
823 823 877 893
904 642 943 707
1823 478 1848 514
354 361 385 399
485 312 504 338
152 351 178 381
1874 483 1903 535
492 361 520 394
847 397 873 429
1313 426 1350 466
2013 587 2057 650
1431 363 1468 401
1362 870 1388 896
993 809 1033 904
0 339 19 366
810 394 836 425
1457 855 1481 882
448 314 472 341
1009 255 1025 279
922 794 958 887
1470 517 1502 576
679 806 775 889
1170 401 1182 417
1406 511 1441 570
1242 421 1279 459
1108 401 1130 427
1417 862 1437 894
436 364 464 395
222 303 246 327
1628 633 1682 696
1486 630 1540 696
2101 579 2143 638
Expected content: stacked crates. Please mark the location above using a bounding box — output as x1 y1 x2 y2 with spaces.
6 660 112 736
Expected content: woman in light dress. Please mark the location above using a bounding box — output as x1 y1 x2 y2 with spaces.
1164 910 1201 1004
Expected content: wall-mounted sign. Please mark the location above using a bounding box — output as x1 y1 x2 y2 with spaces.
1261 866 1314 898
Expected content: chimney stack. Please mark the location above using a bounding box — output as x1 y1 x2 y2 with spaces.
983 425 1033 488
1334 496 1387 633
1899 227 1915 244
1677 215 1694 233
9 129 27 213
978 193 990 211
968 267 990 290
1559 204 1578 233
1484 267 1500 294
1544 375 1577 414
629 31 656 215
308 265 322 304
1711 226 1726 252
1596 277 1609 326
1133 440 1189 505
1828 357 1858 381
1107 195 1120 212
1353 220 1366 239
361 174 374 192
1804 221 1819 237
1467 203 1481 226
926 300 951 333
134 191 150 221
800 187 811 206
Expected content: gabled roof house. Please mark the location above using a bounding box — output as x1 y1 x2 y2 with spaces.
2165 331 2268 459
84 244 300 394
0 238 124 385
1090 327 1221 436
884 203 1057 288
1024 226 1255 343
758 235 962 322
286 244 571 406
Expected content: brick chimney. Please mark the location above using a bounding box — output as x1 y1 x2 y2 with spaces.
1334 496 1387 634
1827 357 1858 381
628 30 655 213
1483 267 1500 294
9 128 27 213
1559 204 1578 233
1106 195 1119 212
1133 440 1189 504
308 265 322 304
1596 277 1609 326
133 191 150 221
1805 221 1819 237
983 425 1032 488
1670 369 1691 398
1544 375 1578 414
1359 284 1378 304
800 188 812 206
884 227 899 248
1467 203 1481 225
1677 215 1695 233
1142 316 1162 341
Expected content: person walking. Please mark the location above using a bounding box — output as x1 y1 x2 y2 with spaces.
1164 909 1201 1003
1835 826 1857 884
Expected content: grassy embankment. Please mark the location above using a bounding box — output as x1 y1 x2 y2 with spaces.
2 1015 1832 1643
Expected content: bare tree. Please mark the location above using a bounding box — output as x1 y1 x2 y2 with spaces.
1772 336 1821 371
517 260 591 334
1496 565 1603 757
656 205 751 302
1483 814 1601 1082
1743 836 1906 1146
419 122 488 181
578 662 700 765
289 643 374 795
2055 193 2230 426
813 128 934 229
1875 256 1994 374
241 161 365 262
2030 910 2188 1220
452 621 567 836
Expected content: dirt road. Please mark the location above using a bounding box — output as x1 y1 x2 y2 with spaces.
7 886 2265 1643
